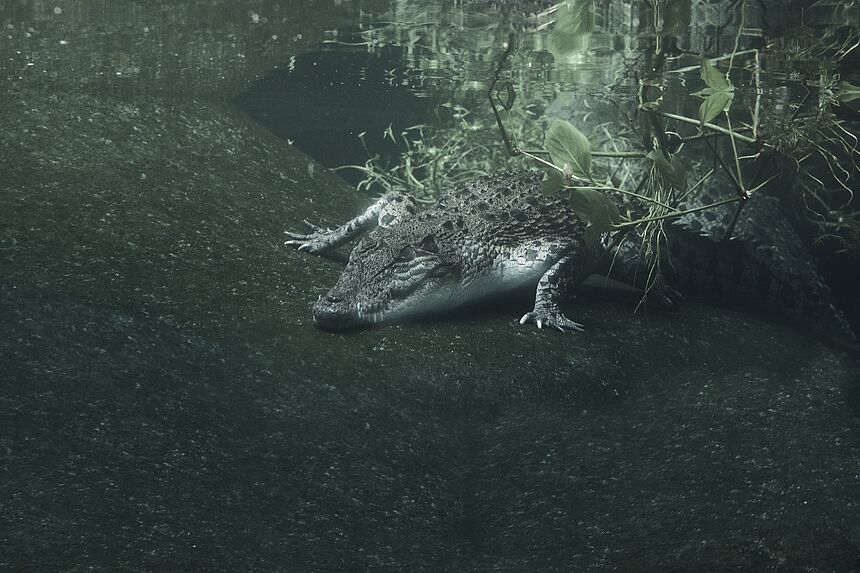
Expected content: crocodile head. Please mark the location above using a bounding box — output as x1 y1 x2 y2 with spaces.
312 227 462 329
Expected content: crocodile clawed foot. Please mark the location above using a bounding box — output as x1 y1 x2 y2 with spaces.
519 307 584 333
284 222 335 254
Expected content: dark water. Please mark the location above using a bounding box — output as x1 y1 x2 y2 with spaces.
237 1 860 324
2 1 860 571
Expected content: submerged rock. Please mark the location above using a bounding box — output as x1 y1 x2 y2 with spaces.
1 88 859 571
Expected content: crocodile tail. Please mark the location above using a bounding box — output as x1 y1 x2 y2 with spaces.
664 198 859 351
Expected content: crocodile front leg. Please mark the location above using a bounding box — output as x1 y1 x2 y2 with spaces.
285 192 415 257
519 255 586 332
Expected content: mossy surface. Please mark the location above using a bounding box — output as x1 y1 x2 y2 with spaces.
1 3 859 570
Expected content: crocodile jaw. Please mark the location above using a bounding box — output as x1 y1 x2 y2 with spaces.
312 283 458 329
311 251 555 329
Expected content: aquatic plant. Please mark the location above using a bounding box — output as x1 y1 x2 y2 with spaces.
340 0 860 282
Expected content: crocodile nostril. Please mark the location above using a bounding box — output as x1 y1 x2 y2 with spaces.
325 294 343 303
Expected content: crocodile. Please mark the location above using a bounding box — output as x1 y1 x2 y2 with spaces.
286 170 857 349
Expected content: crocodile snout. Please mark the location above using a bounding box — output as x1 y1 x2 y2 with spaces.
312 293 353 330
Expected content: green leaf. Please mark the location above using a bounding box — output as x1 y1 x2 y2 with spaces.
693 59 734 125
541 169 563 197
568 187 622 228
700 59 731 91
698 90 733 125
547 0 593 60
545 119 592 179
836 81 860 103
647 149 687 191
566 188 624 247
584 204 619 248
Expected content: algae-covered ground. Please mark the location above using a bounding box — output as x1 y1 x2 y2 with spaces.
1 2 860 571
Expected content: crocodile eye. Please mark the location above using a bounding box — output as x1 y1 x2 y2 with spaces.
395 245 416 261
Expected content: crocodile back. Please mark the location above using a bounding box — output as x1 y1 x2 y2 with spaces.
429 171 585 247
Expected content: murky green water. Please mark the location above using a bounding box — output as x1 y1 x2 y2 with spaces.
2 1 860 571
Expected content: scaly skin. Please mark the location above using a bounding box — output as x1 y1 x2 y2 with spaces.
286 170 857 349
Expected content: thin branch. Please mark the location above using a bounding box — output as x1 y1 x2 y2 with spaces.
488 32 519 157
724 111 748 195
675 168 715 204
616 196 744 229
667 49 758 74
650 110 758 144
753 48 761 140
517 148 561 172
727 0 747 76
520 149 647 158
562 184 679 212
704 137 744 195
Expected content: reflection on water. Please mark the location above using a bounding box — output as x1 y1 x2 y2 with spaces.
0 1 371 97
3 1 857 295
237 0 860 322
235 0 858 176
239 1 857 202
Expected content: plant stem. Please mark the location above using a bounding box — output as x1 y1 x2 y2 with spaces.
753 48 761 140
593 150 648 158
668 50 758 74
675 168 715 205
727 0 746 76
520 149 647 158
704 137 744 195
651 110 758 144
517 148 561 172
519 149 549 154
724 111 748 195
563 185 679 212
488 32 519 157
679 125 752 144
616 196 743 229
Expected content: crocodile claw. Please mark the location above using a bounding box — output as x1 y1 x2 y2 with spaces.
284 223 335 254
519 310 585 333
301 219 328 233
